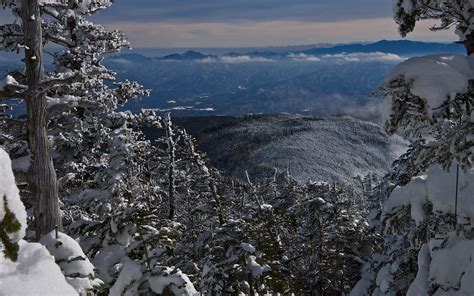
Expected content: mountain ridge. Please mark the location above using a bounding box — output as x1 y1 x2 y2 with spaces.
141 39 466 61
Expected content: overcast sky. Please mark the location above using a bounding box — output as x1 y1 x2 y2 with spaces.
2 0 457 48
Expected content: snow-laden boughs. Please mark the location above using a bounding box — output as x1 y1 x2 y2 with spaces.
40 230 104 295
57 110 374 295
355 165 474 295
393 0 474 54
381 54 473 176
192 172 374 295
353 3 474 295
1 0 149 237
198 216 274 294
55 112 203 295
283 181 374 295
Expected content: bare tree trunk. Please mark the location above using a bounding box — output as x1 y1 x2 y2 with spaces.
182 130 225 225
208 176 225 226
248 272 255 296
165 115 176 220
21 0 62 238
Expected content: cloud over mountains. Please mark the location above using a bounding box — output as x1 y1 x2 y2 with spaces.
288 52 406 63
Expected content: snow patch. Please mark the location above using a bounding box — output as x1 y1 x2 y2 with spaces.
240 243 256 253
246 255 264 277
148 267 198 295
0 240 78 296
408 233 474 295
407 244 430 296
92 244 126 283
0 75 19 91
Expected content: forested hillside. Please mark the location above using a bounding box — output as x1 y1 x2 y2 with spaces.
158 114 407 184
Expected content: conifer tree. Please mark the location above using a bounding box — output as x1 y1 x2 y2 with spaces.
352 1 474 295
0 0 147 237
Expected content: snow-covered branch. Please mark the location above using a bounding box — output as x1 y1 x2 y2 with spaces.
38 73 84 92
0 76 27 100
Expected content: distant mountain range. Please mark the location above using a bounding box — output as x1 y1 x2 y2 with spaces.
103 39 467 117
155 40 464 61
301 39 464 56
1 40 466 117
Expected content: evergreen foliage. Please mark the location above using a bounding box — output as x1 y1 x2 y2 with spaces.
0 195 21 261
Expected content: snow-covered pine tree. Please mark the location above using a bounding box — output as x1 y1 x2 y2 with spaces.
0 0 148 238
194 171 373 295
59 112 209 295
197 174 286 295
352 1 474 295
283 181 371 295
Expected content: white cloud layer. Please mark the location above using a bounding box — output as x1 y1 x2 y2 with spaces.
321 52 407 62
165 52 406 64
288 51 405 63
220 55 274 63
288 53 321 62
199 55 275 63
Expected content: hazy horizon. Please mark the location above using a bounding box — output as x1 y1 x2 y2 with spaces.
0 38 462 62
111 38 461 57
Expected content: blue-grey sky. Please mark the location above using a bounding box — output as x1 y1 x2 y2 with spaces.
98 0 391 23
1 0 456 48
91 0 455 48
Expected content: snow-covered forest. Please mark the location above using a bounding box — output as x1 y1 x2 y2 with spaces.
0 0 473 295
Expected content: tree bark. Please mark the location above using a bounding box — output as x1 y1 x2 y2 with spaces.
21 0 62 238
165 117 176 221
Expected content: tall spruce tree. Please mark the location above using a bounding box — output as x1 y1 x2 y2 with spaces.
0 0 146 237
351 1 473 295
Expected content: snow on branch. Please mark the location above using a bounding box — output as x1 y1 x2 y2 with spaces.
393 0 474 43
38 72 85 92
0 75 27 100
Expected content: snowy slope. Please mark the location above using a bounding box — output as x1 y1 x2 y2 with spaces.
170 114 407 184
